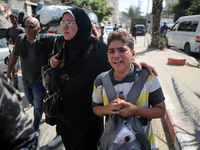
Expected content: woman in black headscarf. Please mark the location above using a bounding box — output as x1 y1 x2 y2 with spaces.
49 7 111 150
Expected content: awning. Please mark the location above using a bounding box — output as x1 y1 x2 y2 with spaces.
0 14 12 29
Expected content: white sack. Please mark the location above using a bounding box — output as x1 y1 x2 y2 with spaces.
37 5 71 25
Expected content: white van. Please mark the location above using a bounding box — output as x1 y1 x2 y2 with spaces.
167 15 200 55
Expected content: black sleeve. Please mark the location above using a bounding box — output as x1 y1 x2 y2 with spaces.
43 34 59 59
93 37 111 76
50 35 64 58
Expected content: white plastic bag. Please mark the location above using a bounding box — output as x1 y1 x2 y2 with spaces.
37 5 71 25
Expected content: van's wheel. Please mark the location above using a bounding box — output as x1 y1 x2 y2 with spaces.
167 45 171 48
184 43 191 55
199 48 200 56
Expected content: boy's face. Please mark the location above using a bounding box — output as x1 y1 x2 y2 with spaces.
107 40 135 73
10 16 18 25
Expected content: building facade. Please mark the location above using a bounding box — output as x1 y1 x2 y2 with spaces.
106 0 121 26
0 0 58 16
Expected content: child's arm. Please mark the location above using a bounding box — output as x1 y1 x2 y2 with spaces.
117 101 166 119
93 99 124 117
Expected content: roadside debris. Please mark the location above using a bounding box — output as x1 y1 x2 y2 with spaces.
167 56 186 65
186 62 200 68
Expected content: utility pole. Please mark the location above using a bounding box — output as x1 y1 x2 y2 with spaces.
147 0 150 14
145 0 150 46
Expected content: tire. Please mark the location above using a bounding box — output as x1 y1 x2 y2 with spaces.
199 47 200 56
4 55 10 65
184 43 192 55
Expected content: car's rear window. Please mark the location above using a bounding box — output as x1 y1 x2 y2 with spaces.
137 26 144 30
106 28 113 30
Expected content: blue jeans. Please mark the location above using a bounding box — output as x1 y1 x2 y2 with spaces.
23 81 46 132
12 73 18 87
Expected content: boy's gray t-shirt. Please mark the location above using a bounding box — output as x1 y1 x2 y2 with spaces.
5 26 25 44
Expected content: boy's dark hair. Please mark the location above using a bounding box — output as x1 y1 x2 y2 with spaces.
107 30 134 51
10 13 18 19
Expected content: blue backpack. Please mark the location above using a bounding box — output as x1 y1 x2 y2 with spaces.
98 68 151 150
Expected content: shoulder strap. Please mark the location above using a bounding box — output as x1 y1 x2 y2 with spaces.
101 67 150 104
101 70 117 102
127 68 150 104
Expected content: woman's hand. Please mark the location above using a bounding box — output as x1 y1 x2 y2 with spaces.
133 59 158 76
91 22 101 39
50 53 60 68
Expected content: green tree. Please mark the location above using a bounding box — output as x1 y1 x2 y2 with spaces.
88 0 114 22
186 0 200 15
171 0 191 21
62 0 113 22
122 5 142 19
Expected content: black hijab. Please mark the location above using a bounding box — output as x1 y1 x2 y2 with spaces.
61 7 92 76
63 7 92 45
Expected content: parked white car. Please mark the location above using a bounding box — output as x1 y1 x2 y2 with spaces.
0 34 10 72
167 15 200 55
102 27 108 44
105 26 113 35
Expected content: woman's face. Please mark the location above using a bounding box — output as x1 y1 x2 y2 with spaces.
60 13 78 40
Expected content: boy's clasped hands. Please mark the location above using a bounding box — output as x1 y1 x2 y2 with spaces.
105 99 139 118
